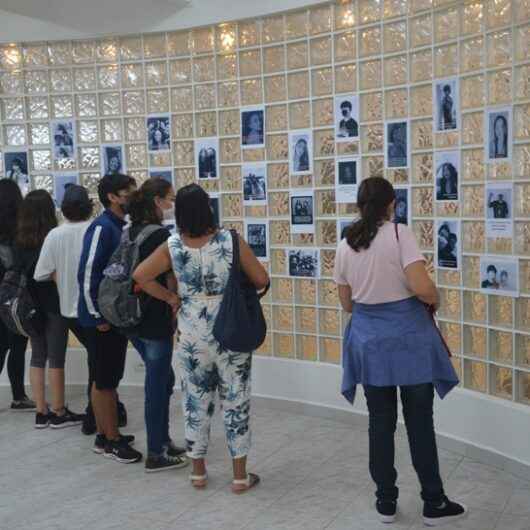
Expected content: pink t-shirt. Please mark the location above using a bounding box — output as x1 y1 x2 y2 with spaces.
333 222 425 304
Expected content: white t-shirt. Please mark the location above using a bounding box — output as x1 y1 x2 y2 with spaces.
34 221 91 318
333 222 425 305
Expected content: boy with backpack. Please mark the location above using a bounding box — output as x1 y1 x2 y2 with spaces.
77 174 141 463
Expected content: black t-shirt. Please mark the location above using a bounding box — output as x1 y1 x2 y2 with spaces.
129 224 174 340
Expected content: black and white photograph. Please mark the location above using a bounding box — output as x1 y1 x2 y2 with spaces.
385 121 408 168
486 107 512 162
335 94 359 141
289 131 313 175
147 116 171 151
288 249 319 278
196 138 219 179
243 164 267 205
480 257 519 297
338 218 355 241
394 187 410 225
102 145 124 176
209 194 220 226
52 120 75 161
486 183 513 238
53 174 78 207
435 151 459 202
4 151 30 196
290 192 315 234
335 157 359 203
436 220 460 270
245 220 268 260
149 169 173 184
434 78 459 132
241 107 265 148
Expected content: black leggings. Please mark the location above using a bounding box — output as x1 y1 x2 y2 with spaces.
0 320 28 401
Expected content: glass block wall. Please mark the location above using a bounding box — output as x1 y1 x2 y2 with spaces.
0 0 530 406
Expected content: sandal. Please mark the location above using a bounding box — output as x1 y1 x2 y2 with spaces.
189 473 208 489
231 473 260 495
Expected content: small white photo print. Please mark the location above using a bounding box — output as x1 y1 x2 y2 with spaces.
485 107 512 162
436 219 461 271
479 256 519 297
288 248 319 278
289 130 313 175
196 137 219 179
290 192 315 234
241 106 265 149
334 94 359 142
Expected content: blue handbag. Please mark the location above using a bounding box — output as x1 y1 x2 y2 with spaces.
213 229 270 352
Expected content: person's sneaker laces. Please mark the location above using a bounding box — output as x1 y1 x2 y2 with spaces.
423 496 467 527
145 454 189 473
49 407 85 429
165 440 186 458
376 500 397 523
11 396 36 411
93 433 135 454
103 438 142 464
117 401 127 428
35 411 50 429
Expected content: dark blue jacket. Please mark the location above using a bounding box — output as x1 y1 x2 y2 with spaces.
77 209 126 327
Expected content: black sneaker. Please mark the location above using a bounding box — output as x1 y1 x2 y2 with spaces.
376 500 397 524
35 412 50 429
104 438 142 464
165 440 186 458
49 407 85 429
81 404 96 435
145 454 189 473
423 496 467 527
11 397 36 411
93 433 136 454
117 401 127 428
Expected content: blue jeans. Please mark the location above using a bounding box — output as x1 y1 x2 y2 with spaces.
131 337 175 457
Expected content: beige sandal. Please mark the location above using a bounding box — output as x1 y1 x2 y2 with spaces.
231 473 260 494
189 473 208 489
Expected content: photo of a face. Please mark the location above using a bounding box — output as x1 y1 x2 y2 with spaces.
487 188 511 220
289 131 312 175
52 121 75 160
480 257 519 297
4 151 30 196
103 145 124 176
241 108 265 148
394 188 409 225
196 138 219 179
338 160 357 185
435 151 459 202
436 220 460 270
335 94 359 141
147 116 171 151
291 196 314 228
246 221 268 259
487 109 511 161
434 79 458 132
386 121 408 168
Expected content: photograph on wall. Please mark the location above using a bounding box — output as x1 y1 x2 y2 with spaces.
394 187 410 225
209 194 220 226
290 192 315 234
436 220 461 270
486 182 513 238
245 220 268 260
480 256 519 297
53 174 78 207
289 130 312 175
335 157 359 204
162 219 177 235
147 116 171 151
52 120 76 161
196 138 219 179
288 249 319 278
102 145 125 176
149 169 173 184
243 164 267 205
334 94 359 142
434 78 459 132
486 107 512 162
435 150 459 202
338 218 355 241
3 151 30 196
385 121 408 168
241 106 265 149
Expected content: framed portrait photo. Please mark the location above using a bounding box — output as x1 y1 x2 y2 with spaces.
102 144 125 176
241 106 265 149
433 78 459 132
335 157 359 204
334 94 359 142
435 150 460 202
51 120 76 161
290 192 315 234
147 115 171 152
289 130 313 175
393 187 411 226
3 151 30 196
486 107 512 162
385 120 409 169
196 137 219 179
485 182 513 238
436 219 461 271
480 256 519 297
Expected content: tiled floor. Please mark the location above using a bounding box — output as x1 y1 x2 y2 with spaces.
1 385 529 530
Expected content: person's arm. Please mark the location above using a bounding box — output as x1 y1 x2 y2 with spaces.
239 235 269 290
338 284 353 313
404 261 439 307
34 232 56 282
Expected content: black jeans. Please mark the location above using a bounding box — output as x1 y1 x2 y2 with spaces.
0 320 28 401
363 383 445 505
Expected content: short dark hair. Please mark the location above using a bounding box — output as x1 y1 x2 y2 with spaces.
487 265 497 274
61 195 93 222
443 84 451 93
0 179 23 243
340 101 352 110
500 270 508 278
97 173 135 208
174 184 216 238
128 178 172 226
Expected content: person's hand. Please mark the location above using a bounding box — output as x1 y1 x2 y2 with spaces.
166 293 181 315
97 323 111 332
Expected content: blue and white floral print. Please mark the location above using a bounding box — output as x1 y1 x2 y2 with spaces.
168 229 252 459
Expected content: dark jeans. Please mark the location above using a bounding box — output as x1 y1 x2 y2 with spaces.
131 337 175 457
363 383 445 505
0 320 28 401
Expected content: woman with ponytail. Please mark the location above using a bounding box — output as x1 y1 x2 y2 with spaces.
333 177 465 526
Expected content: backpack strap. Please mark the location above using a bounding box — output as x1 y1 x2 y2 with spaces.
129 225 167 277
229 229 240 273
394 222 400 242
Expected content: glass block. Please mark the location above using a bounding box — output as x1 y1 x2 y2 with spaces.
269 191 289 216
191 27 214 55
383 0 408 18
434 7 459 42
411 153 433 184
238 20 260 48
515 24 530 62
310 4 332 34
434 131 459 150
514 144 530 179
514 104 530 141
296 334 318 361
361 92 383 122
319 337 340 364
320 249 336 277
167 31 191 57
220 138 241 164
174 167 195 187
218 109 240 136
318 279 340 307
359 0 382 23
285 42 307 73
96 38 119 63
410 50 432 83
410 14 432 48
0 44 22 69
126 144 147 169
463 292 487 324
268 162 289 189
490 366 513 400
285 72 308 101
318 308 340 336
2 97 24 121
195 112 217 138
0 70 23 95
335 64 357 94
192 56 215 84
314 189 336 217
464 360 488 393
314 159 335 187
360 26 382 58
434 44 458 78
462 221 485 253
412 220 434 250
24 70 49 94
172 114 194 139
295 278 316 305
460 37 485 74
267 133 289 161
4 124 26 146
48 68 72 93
363 155 385 178
145 61 168 87
487 161 513 181
515 65 530 102
488 69 512 105
267 104 288 132
461 75 486 110
121 63 144 89
437 288 461 320
411 187 433 217
312 67 334 96
72 67 95 91
286 10 308 40
238 50 261 79
169 59 191 86
411 119 433 150
460 185 484 218
263 45 285 74
490 330 513 364
461 112 483 146
312 98 334 127
314 129 335 157
516 297 530 331
462 2 484 35
23 43 48 67
515 183 530 218
81 173 100 195
217 81 239 108
262 15 285 44
461 149 485 181
79 147 100 170
147 89 169 113
490 296 513 330
359 60 382 90
30 123 50 145
464 325 487 357
78 120 98 144
122 91 145 115
362 123 384 153
516 334 530 367
487 30 513 68
265 75 287 103
219 166 240 192
32 174 53 193
310 37 332 67
486 0 512 29
440 321 462 355
117 36 142 61
143 33 167 59
316 219 338 246
217 53 237 80
98 92 120 116
31 149 52 171
273 333 294 358
520 260 530 296
240 78 263 106
383 20 407 53
101 119 122 143
270 220 291 245
70 40 95 64
273 305 294 332
384 55 407 87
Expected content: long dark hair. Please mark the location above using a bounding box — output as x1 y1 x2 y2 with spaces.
16 190 57 249
0 179 23 243
175 184 217 238
346 177 395 252
128 178 172 226
493 115 508 155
